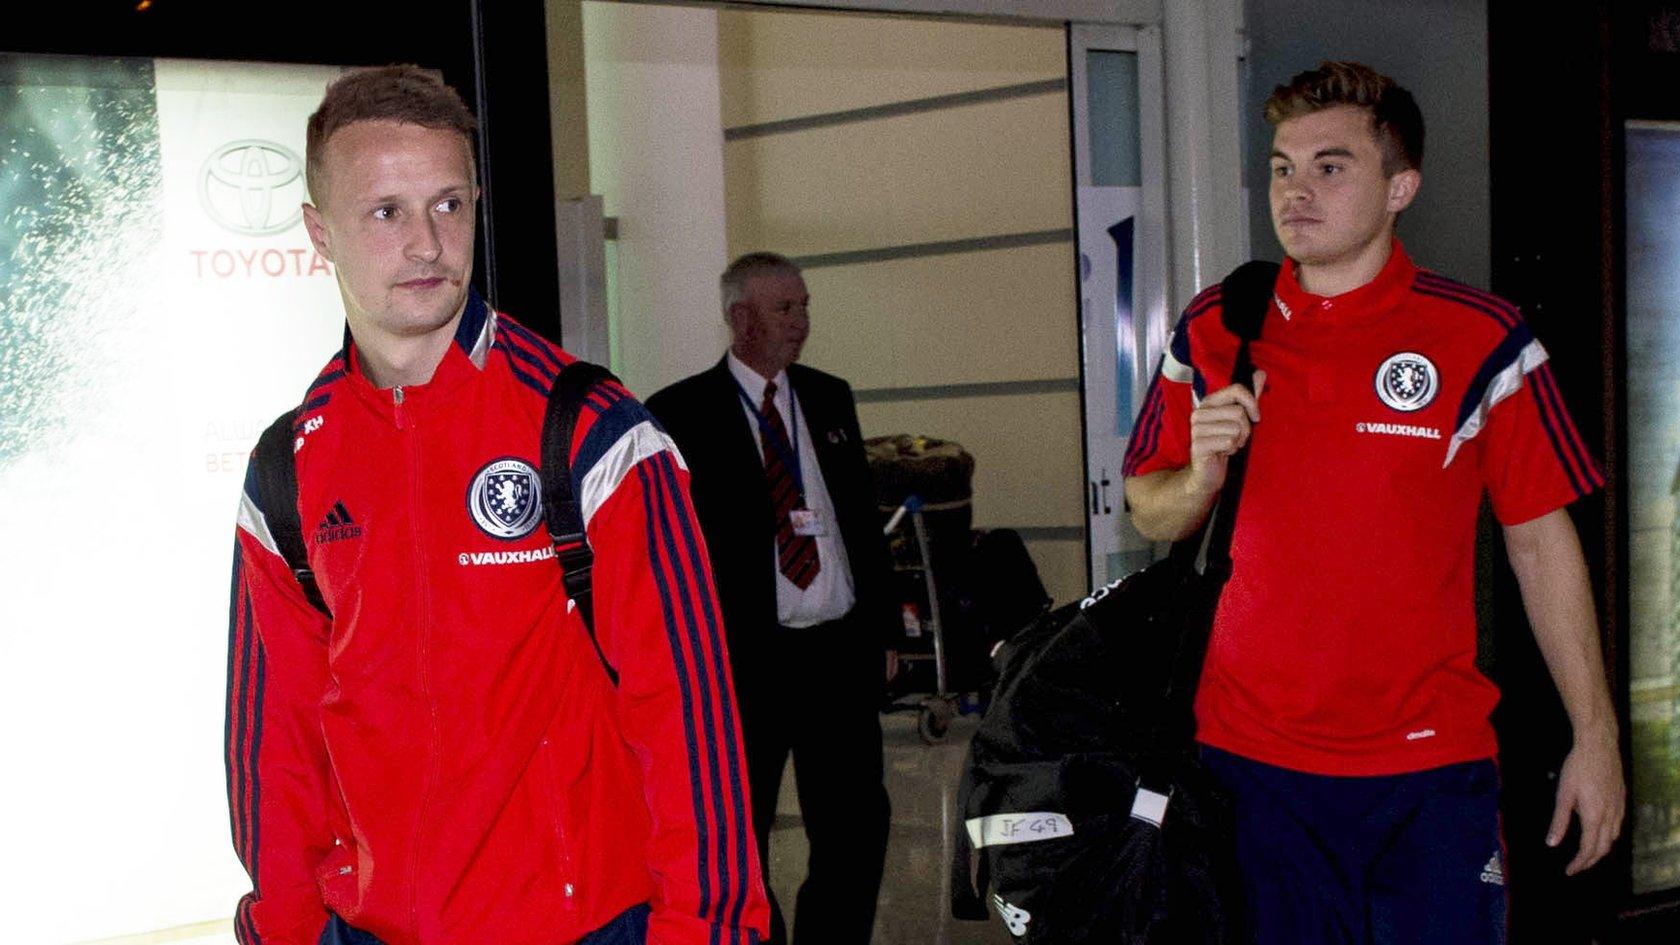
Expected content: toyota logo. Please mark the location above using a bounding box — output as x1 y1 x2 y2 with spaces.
199 139 306 236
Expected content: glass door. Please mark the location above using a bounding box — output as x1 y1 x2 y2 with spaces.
1069 23 1167 588
1624 119 1680 897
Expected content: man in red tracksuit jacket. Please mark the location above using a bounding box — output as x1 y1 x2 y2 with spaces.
225 65 769 945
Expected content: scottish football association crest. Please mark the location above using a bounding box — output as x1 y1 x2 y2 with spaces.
468 458 543 540
1374 351 1439 412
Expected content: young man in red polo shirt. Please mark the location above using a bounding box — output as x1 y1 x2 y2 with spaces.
1123 61 1623 942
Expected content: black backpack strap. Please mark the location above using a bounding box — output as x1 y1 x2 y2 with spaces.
1165 259 1279 571
1199 260 1277 573
1218 260 1279 346
253 408 329 617
1143 261 1278 776
541 359 621 687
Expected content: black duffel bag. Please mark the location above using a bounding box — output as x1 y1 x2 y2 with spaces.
949 260 1277 943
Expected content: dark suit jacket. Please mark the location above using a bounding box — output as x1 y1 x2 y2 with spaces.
647 359 895 674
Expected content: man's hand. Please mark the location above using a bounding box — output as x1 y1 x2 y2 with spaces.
1548 722 1625 875
1123 370 1267 542
885 649 900 684
1504 509 1625 877
1187 370 1267 496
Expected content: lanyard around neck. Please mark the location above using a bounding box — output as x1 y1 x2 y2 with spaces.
733 377 805 496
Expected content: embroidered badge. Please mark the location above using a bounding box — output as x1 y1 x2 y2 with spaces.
467 457 543 541
1374 351 1439 412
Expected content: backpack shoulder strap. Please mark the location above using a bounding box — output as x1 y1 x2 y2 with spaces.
1219 259 1280 343
1200 259 1279 569
253 408 330 616
1150 260 1279 754
541 359 621 686
1165 259 1279 567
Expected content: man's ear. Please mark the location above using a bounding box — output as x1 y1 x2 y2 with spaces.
1386 168 1421 214
724 301 748 337
302 202 332 260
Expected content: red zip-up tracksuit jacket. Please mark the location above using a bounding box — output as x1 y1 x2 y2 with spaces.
226 293 769 944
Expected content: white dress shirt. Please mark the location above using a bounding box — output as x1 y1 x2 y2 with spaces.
726 352 856 628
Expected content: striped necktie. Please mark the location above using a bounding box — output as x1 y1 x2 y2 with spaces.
760 381 820 589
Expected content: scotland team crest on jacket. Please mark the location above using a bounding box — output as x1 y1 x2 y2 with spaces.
468 457 543 540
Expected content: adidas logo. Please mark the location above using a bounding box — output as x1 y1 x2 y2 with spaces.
314 501 363 544
1480 852 1504 886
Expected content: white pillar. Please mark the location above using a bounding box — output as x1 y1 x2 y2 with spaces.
583 3 730 397
1163 0 1246 308
547 0 592 202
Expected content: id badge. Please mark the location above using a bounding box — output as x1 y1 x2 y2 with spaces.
790 508 826 537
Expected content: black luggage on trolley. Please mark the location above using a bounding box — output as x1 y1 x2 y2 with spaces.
866 435 1050 740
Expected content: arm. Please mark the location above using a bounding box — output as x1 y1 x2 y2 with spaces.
227 486 336 944
1124 467 1219 543
576 388 770 945
1123 372 1265 541
1503 508 1624 875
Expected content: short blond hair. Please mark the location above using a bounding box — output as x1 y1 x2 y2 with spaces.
306 64 477 201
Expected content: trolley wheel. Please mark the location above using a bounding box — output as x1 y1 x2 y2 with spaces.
918 702 952 744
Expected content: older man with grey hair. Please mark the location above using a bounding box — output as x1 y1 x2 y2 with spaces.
648 252 896 945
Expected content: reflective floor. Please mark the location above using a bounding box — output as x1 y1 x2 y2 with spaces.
162 710 1003 945
766 710 1011 945
113 708 1673 944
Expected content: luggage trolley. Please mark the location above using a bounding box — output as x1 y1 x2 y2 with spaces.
870 434 1049 745
882 495 963 743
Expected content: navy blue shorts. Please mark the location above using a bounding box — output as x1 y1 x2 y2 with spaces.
1202 747 1507 945
319 902 650 945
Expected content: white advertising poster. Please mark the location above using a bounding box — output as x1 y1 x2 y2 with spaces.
0 55 344 943
1076 183 1152 586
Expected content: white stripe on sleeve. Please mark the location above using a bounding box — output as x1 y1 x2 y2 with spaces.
579 420 688 525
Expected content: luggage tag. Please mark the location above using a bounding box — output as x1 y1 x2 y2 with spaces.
790 508 828 536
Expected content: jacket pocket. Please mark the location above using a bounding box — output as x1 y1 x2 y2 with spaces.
314 841 359 915
535 737 580 911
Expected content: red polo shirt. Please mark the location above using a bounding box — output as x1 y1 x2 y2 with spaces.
1123 242 1602 775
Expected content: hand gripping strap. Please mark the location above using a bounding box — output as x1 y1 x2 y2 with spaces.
253 408 330 617
1165 259 1279 574
541 360 621 687
1149 260 1279 764
1199 259 1278 573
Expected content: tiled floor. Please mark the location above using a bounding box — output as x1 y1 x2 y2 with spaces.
765 709 1012 945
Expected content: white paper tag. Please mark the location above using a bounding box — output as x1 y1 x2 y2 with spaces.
965 812 1074 849
1130 787 1170 827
